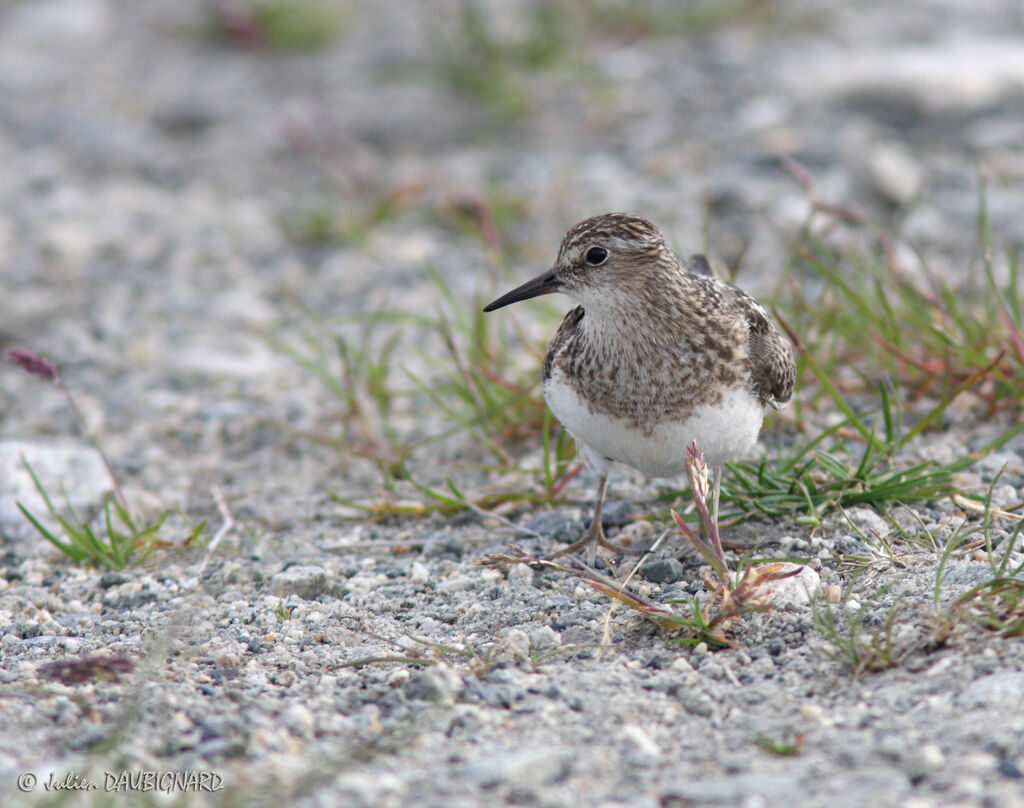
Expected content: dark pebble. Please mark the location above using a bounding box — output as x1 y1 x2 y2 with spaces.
998 759 1023 778
600 501 634 528
99 571 130 588
421 537 464 560
639 557 686 584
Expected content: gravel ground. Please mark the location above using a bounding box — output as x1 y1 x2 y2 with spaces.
2 1 1024 806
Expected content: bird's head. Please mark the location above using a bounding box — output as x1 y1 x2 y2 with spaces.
483 213 674 313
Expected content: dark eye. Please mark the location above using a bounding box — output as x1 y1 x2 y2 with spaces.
585 246 608 266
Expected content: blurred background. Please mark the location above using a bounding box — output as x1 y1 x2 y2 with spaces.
2 0 1023 515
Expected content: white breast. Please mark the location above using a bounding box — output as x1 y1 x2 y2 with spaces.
544 371 765 477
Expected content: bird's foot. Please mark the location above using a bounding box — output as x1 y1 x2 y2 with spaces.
548 525 645 563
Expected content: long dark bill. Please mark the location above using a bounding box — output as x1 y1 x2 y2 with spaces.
483 268 561 312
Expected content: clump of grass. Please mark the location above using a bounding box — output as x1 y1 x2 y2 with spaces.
720 370 1024 525
268 305 415 479
933 500 1024 641
274 596 294 622
272 258 564 498
426 1 588 121
813 589 905 676
593 0 782 40
18 460 171 570
205 0 344 52
8 348 205 570
776 166 1024 415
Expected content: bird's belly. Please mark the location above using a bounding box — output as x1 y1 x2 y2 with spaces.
543 374 764 476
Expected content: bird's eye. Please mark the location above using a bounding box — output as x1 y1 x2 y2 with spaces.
585 246 608 266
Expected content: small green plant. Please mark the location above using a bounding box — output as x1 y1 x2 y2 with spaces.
426 1 582 121
719 348 1024 525
754 729 805 757
813 588 905 676
775 167 1024 414
934 506 1024 641
274 596 294 622
8 349 206 570
18 460 169 570
206 0 344 52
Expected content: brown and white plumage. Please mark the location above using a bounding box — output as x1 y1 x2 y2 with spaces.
485 213 795 557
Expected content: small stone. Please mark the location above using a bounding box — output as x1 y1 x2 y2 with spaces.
919 744 946 770
409 562 429 583
528 626 561 652
868 143 925 206
766 564 821 610
212 646 241 670
503 628 530 660
621 724 661 765
387 669 410 688
600 501 634 528
957 673 1024 709
463 748 570 788
506 563 534 587
800 703 824 721
269 566 329 600
639 557 685 584
670 657 695 674
692 642 709 656
524 510 574 536
844 506 890 538
824 584 843 604
403 665 463 706
680 691 714 718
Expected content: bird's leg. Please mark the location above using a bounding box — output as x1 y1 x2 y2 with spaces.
550 475 628 562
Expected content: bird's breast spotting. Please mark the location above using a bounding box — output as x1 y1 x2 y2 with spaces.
543 368 765 476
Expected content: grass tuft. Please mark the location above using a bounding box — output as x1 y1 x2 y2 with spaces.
8 348 207 569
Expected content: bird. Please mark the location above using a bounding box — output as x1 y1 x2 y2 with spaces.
483 213 795 559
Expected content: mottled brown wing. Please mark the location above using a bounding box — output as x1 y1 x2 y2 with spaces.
543 305 585 382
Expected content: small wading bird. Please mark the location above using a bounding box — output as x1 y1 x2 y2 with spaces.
484 213 795 559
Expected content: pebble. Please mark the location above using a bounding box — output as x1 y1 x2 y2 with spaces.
506 563 534 587
600 501 635 528
269 566 330 601
503 628 531 660
868 143 925 206
402 666 463 706
621 724 661 766
462 748 571 789
664 773 797 803
956 673 1024 709
844 507 891 539
528 625 561 652
765 564 821 610
639 557 685 584
409 562 429 583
